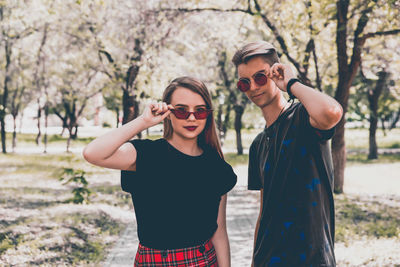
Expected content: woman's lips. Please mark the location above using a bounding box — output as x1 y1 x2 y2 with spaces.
184 126 198 131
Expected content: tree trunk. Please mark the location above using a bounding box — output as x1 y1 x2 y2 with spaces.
12 115 17 152
122 92 141 138
115 108 120 128
0 116 6 154
122 93 136 124
234 105 244 155
222 102 232 143
35 99 42 145
66 135 71 153
66 126 73 153
390 109 400 129
217 101 223 144
1 41 12 154
44 103 49 153
332 117 346 193
332 0 350 194
380 117 387 136
368 115 378 159
19 110 24 134
368 71 388 160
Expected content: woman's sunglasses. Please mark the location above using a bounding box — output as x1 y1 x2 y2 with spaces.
237 72 268 92
170 107 212 120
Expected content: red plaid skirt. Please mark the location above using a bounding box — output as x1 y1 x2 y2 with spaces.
134 239 219 267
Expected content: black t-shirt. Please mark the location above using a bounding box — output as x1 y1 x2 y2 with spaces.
121 138 237 250
248 102 336 267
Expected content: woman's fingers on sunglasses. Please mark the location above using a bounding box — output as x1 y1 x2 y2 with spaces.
150 102 173 117
150 102 163 115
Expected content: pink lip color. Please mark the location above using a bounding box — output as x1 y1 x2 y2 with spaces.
184 126 197 131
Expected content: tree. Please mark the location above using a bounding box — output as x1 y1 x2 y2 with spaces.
217 50 250 154
51 69 104 152
9 55 34 152
0 1 34 153
333 0 400 192
89 0 182 132
33 24 49 147
367 70 388 159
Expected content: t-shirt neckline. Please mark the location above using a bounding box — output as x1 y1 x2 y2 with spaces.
162 138 205 158
263 102 297 133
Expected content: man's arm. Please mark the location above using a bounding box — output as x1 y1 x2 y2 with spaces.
251 189 263 267
269 63 343 130
289 82 343 130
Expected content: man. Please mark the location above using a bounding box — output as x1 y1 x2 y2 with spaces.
232 41 342 266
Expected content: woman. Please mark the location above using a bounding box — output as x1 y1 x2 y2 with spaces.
83 76 237 266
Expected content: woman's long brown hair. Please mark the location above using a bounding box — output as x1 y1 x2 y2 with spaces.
162 76 224 159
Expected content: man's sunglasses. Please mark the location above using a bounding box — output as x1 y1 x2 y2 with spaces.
170 107 212 120
237 72 268 92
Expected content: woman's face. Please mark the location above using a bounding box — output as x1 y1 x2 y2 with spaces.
169 87 208 141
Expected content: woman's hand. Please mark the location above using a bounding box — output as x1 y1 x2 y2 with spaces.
83 101 174 171
140 101 174 127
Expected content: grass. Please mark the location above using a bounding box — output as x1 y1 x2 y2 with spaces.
347 152 400 165
5 132 95 148
0 152 132 265
224 153 249 166
335 194 400 243
345 128 400 149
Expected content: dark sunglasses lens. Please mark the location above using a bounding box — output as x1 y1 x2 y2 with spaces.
237 80 250 92
194 110 209 119
254 73 267 86
172 109 189 119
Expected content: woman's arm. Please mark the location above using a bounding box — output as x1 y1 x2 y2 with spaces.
211 194 231 267
83 102 172 170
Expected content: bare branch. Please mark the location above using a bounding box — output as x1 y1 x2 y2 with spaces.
99 49 114 63
348 1 378 85
158 7 253 15
362 29 400 40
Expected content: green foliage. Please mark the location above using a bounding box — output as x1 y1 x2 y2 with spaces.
60 168 91 204
0 232 24 254
0 233 13 254
102 122 111 128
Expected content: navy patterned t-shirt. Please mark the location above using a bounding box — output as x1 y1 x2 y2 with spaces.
248 102 336 267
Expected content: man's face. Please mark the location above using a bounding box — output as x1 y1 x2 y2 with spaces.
237 56 279 108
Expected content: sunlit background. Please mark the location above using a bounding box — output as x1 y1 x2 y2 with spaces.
1 0 399 266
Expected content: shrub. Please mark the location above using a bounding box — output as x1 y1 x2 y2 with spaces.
60 168 91 204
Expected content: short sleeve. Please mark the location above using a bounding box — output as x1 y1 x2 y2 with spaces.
121 170 135 193
120 139 153 193
218 161 237 196
299 104 336 141
248 141 262 190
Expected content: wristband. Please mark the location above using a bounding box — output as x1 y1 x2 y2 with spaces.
286 78 300 99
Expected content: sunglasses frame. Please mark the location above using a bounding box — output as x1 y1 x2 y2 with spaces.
170 108 212 120
237 72 268 92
